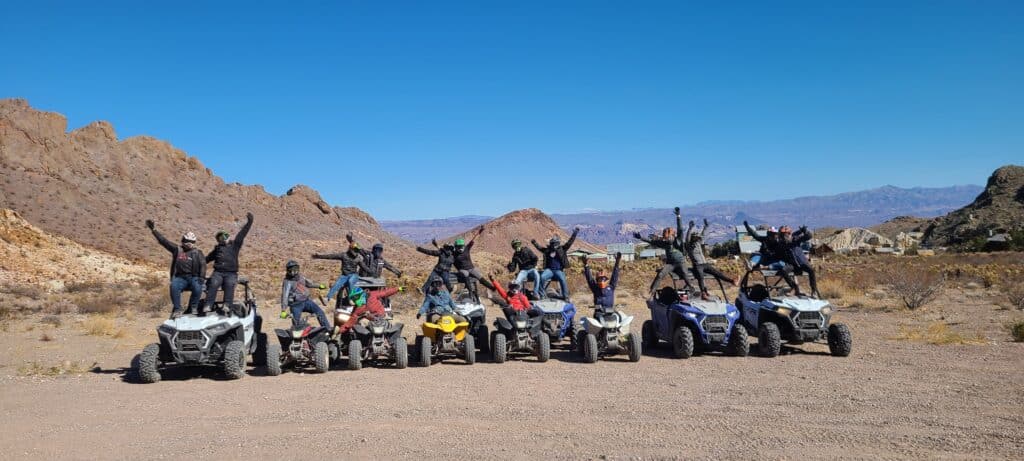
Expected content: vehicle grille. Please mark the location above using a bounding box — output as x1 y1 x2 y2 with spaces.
544 313 563 327
175 330 206 350
702 315 729 333
796 311 823 329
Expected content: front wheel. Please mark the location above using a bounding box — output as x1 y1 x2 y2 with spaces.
582 333 598 364
347 339 363 371
264 343 282 376
492 333 508 364
223 340 246 380
536 333 550 363
393 336 408 369
328 342 340 362
463 334 476 365
671 325 694 359
627 332 642 362
758 322 782 358
417 336 432 368
827 323 852 357
136 343 162 383
727 325 750 357
641 320 657 351
314 342 329 373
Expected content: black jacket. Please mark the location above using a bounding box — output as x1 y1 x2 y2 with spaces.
637 218 686 266
508 247 539 272
312 249 364 275
417 246 455 273
453 240 476 270
206 215 253 273
152 229 206 279
532 228 579 271
360 250 402 278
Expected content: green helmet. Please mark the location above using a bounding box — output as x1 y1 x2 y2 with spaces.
216 230 230 241
454 238 466 247
511 239 522 249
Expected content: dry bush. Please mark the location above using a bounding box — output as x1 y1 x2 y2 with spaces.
74 295 118 315
17 361 95 377
39 332 53 342
40 315 62 327
1010 321 1024 342
63 281 109 293
816 278 854 300
1005 282 1024 310
894 322 986 345
82 316 125 337
0 282 44 300
44 298 78 315
880 264 944 310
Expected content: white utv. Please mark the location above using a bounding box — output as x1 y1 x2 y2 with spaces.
134 277 266 383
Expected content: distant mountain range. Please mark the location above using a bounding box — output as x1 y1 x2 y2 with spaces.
383 185 983 244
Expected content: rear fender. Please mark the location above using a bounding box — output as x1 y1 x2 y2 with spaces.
386 322 404 335
495 317 512 331
353 324 370 336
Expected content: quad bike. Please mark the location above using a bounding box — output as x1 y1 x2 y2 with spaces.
264 314 331 375
643 276 748 359
532 291 577 349
327 275 404 363
577 305 640 363
134 277 264 383
416 313 475 366
449 274 489 353
347 316 408 370
490 309 549 363
735 265 852 357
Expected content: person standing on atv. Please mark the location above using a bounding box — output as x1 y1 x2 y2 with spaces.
634 207 696 297
359 243 403 279
507 239 542 299
489 276 540 321
532 227 580 299
779 225 818 297
685 218 739 298
146 219 206 319
743 221 803 295
202 212 254 314
452 226 495 302
314 233 366 306
416 239 456 293
279 260 330 329
338 285 404 337
583 252 622 310
417 278 464 323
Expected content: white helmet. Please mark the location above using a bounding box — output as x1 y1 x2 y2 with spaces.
181 232 197 243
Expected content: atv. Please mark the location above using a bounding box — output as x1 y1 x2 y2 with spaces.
491 309 549 363
347 316 408 370
577 305 641 363
735 267 852 357
532 291 577 348
264 315 331 375
450 277 489 353
134 277 265 383
643 278 748 359
416 313 475 366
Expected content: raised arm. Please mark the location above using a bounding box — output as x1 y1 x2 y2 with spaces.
491 278 509 302
675 207 684 239
700 218 709 238
632 232 653 244
563 228 579 251
530 239 545 252
611 253 622 289
311 252 346 260
416 246 441 257
793 226 813 244
150 227 177 253
685 219 695 243
383 260 402 277
582 264 594 286
744 221 767 243
233 212 254 248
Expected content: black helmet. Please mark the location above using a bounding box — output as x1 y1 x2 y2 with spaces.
373 243 384 252
507 282 521 292
285 260 300 277
285 260 299 270
549 237 560 247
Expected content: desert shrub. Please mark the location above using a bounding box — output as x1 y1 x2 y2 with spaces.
816 279 852 300
63 281 109 293
74 295 118 315
82 316 126 337
880 263 944 310
0 282 43 300
894 322 985 345
1009 321 1024 342
40 315 62 327
39 332 53 342
1005 282 1024 310
44 298 78 315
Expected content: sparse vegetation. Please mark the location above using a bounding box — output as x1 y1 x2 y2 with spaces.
40 315 62 327
1009 321 1024 342
82 315 127 338
880 263 944 310
17 361 95 377
894 322 986 345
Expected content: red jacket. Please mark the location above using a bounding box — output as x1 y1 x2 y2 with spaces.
492 280 532 312
340 287 399 333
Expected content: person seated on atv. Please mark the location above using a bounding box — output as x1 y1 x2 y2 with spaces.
451 226 495 302
744 221 802 295
489 276 539 321
314 233 365 307
416 281 465 323
634 207 696 298
146 219 206 319
416 238 456 293
778 225 818 297
202 212 254 315
685 218 739 299
359 243 403 280
339 285 404 336
532 227 580 299
583 252 622 311
280 260 330 329
507 239 542 299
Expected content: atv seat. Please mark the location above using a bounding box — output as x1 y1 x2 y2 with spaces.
656 286 681 305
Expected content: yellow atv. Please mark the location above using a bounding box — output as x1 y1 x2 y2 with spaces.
416 314 475 366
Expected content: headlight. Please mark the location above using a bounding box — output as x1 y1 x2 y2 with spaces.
157 325 175 335
207 323 230 335
821 305 833 316
684 312 698 319
515 320 527 329
371 326 384 335
727 310 739 318
775 307 791 316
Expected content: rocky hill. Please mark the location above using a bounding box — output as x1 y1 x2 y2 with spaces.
870 216 930 240
441 208 603 261
922 165 1024 248
0 99 425 273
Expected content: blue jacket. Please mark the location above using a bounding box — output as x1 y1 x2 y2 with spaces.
419 290 457 315
584 263 620 308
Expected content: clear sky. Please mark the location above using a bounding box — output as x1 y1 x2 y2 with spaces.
2 1 1021 220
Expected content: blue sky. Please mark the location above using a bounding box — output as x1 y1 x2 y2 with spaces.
2 1 1021 220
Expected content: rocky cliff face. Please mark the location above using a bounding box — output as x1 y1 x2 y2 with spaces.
923 165 1024 248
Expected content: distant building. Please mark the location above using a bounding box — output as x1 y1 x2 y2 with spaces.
735 225 766 254
605 243 637 262
568 249 610 261
638 248 666 260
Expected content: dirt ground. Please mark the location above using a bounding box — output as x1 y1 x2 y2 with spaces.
0 289 1022 460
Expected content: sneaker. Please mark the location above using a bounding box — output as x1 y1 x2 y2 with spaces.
169 310 182 320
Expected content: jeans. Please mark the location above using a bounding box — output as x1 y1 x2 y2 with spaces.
326 273 360 302
204 271 238 310
170 276 203 313
650 263 694 294
540 269 569 298
514 269 542 298
289 299 330 330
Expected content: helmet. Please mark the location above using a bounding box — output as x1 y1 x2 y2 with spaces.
216 230 230 242
511 239 522 249
372 243 384 254
348 287 365 299
285 260 300 277
507 282 521 292
181 232 197 243
767 226 779 234
779 226 793 234
454 238 466 247
285 260 299 270
596 270 610 289
549 237 560 246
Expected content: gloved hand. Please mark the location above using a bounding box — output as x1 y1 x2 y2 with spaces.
632 232 642 240
145 219 155 230
319 284 326 290
615 252 622 261
398 286 405 293
346 233 354 243
431 238 438 247
674 206 680 215
396 271 404 278
689 220 695 228
574 226 580 233
246 212 254 222
743 220 749 226
703 218 709 227
416 313 421 319
279 311 288 319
